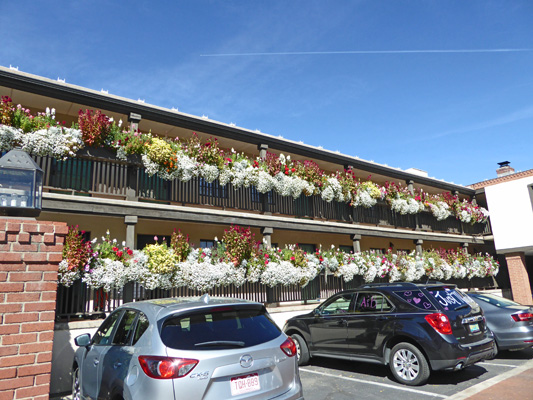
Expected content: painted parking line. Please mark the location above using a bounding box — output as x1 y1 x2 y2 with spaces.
479 362 518 368
300 368 447 398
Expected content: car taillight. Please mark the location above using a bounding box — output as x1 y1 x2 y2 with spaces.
511 312 533 322
280 337 297 357
425 313 452 335
138 356 198 379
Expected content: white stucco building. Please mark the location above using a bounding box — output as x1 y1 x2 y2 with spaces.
471 164 533 304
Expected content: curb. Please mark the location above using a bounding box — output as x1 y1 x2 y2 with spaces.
446 358 533 399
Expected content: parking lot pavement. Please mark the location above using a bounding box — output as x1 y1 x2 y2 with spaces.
299 348 533 400
51 348 533 400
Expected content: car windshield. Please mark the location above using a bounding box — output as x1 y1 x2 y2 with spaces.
426 287 474 311
161 306 281 350
470 293 521 307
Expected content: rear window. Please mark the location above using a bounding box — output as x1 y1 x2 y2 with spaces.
426 287 472 311
161 306 281 350
471 294 520 307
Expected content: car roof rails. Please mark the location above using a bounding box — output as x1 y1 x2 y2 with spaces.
358 282 421 289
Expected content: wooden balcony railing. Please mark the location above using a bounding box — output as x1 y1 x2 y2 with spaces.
33 152 490 236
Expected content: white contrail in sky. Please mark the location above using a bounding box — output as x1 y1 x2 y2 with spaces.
201 48 532 57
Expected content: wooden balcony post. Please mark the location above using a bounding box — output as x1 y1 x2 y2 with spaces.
406 179 415 195
129 112 142 132
258 144 268 160
258 144 270 214
123 215 138 303
351 234 361 253
126 113 142 201
261 227 273 249
414 239 423 256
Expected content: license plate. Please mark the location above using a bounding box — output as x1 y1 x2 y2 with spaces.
469 323 480 333
230 373 260 396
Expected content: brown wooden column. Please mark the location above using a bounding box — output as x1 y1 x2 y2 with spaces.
506 252 533 305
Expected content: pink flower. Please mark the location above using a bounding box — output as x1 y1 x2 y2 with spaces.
154 236 158 241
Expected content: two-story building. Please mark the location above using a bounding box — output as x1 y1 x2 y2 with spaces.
0 66 501 315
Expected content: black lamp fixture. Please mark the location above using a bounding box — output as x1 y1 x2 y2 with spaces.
0 149 43 217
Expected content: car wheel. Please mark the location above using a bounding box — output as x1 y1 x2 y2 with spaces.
389 343 430 386
291 333 310 366
72 366 81 400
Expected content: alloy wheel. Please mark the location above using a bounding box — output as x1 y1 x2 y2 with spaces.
392 349 420 381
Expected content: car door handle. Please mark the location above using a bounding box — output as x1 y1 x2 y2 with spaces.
337 319 347 326
113 362 122 369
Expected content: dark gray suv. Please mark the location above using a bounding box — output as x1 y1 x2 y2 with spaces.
283 282 496 386
72 295 303 399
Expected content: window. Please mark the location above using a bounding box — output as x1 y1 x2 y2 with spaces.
137 234 170 249
354 293 391 313
394 290 433 310
199 178 228 198
298 244 315 254
200 240 215 248
338 245 352 253
370 248 386 255
132 312 149 345
321 293 353 315
528 184 533 211
160 306 281 350
112 310 138 345
251 187 275 204
92 311 122 345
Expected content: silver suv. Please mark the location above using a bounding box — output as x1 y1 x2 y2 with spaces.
72 295 303 400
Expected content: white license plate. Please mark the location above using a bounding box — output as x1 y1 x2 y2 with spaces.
469 323 480 333
230 373 260 396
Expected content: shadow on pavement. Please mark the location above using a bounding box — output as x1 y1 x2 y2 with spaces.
305 355 492 386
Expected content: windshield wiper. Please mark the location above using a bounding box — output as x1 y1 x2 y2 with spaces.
455 304 470 311
195 340 245 348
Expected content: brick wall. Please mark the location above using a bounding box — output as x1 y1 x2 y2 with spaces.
506 252 533 305
0 218 67 400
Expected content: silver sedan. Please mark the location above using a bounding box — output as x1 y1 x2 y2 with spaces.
467 292 533 352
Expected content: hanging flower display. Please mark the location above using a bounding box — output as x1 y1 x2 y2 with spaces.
58 226 499 292
0 97 489 224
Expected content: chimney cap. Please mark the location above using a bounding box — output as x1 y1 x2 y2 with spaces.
497 161 510 167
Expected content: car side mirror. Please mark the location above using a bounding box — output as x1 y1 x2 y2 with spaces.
313 308 321 317
74 333 91 347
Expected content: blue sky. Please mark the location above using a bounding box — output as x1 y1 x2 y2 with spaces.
1 0 532 186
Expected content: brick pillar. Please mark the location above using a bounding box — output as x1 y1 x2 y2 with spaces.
0 218 67 400
506 252 533 305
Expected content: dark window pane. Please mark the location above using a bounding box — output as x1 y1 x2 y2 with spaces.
93 311 122 345
394 290 434 310
161 306 281 350
354 293 389 313
112 310 138 345
132 313 149 345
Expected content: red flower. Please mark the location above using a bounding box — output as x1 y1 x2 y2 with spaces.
290 256 295 261
112 247 118 252
116 251 123 258
127 249 133 256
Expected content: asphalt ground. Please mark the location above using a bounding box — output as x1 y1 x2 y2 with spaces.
299 347 533 400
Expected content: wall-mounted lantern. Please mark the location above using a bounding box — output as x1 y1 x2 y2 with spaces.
0 149 43 217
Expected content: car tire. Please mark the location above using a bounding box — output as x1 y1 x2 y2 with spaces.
72 366 81 400
389 342 430 386
291 333 310 366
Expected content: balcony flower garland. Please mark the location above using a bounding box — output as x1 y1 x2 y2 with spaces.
0 98 489 225
58 225 499 291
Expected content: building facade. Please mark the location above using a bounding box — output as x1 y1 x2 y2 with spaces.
0 66 502 315
470 165 533 304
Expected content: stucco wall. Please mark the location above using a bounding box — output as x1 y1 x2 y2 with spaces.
485 175 533 252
